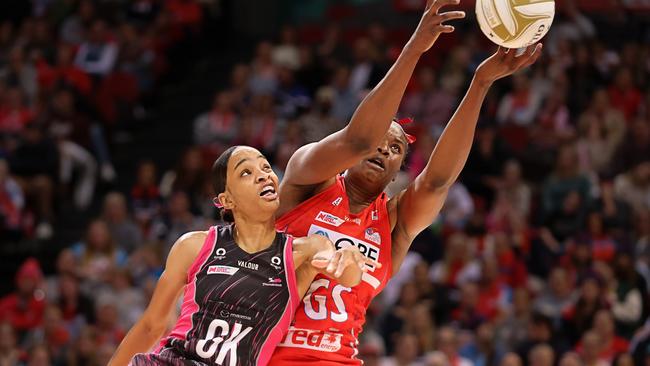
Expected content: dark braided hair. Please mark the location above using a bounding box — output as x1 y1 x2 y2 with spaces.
211 146 240 222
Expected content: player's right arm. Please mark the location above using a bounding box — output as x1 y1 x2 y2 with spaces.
279 0 465 206
108 231 206 366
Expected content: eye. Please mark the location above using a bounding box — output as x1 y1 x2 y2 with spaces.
391 144 402 154
262 164 272 172
240 169 251 177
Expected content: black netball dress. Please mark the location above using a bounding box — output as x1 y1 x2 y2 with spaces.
130 224 299 366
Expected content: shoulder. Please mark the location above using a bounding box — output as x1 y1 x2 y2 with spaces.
169 230 210 260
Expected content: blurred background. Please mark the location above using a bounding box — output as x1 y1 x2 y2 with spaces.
0 0 649 365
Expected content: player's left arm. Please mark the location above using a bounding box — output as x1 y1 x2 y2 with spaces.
390 45 543 275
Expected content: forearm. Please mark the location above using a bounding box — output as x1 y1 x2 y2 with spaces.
108 320 165 366
343 46 422 148
422 76 492 188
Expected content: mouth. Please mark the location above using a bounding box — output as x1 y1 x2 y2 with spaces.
366 157 385 171
259 182 278 201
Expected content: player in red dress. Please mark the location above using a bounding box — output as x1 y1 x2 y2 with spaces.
268 0 544 364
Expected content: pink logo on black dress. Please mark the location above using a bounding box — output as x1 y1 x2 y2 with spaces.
263 277 283 287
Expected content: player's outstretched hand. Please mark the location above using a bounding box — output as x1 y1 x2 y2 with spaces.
406 0 466 54
475 44 543 84
312 246 382 278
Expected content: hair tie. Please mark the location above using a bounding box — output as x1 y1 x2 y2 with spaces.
396 117 417 144
213 198 224 209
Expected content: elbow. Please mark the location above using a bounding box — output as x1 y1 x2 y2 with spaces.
341 128 375 156
142 317 167 339
422 176 455 192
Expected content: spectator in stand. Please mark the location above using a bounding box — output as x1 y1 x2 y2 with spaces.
71 219 127 288
380 333 421 366
59 0 95 46
159 146 206 210
583 211 617 262
429 232 480 289
0 258 45 334
0 87 33 136
498 159 531 219
452 282 485 331
272 25 300 70
0 158 26 241
542 144 591 218
578 331 609 366
97 269 145 330
614 161 650 213
249 41 278 96
149 190 205 251
575 310 629 363
9 124 58 239
497 73 543 127
612 118 650 174
349 37 384 94
6 47 39 104
26 344 51 366
24 304 71 364
476 255 511 322
74 19 118 77
497 287 533 350
401 66 457 132
610 252 647 337
56 273 95 331
0 322 22 366
381 282 420 355
329 66 358 124
93 294 125 349
463 125 512 205
566 45 602 115
436 326 473 366
404 303 436 354
500 352 523 366
130 160 162 234
44 88 97 210
227 63 250 110
562 275 609 346
460 322 503 366
533 267 576 324
193 91 238 157
39 44 92 96
275 66 310 119
102 192 142 254
529 344 555 366
608 67 642 122
516 313 567 364
316 25 349 71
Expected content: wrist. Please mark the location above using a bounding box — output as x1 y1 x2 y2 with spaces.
473 72 494 88
402 43 425 58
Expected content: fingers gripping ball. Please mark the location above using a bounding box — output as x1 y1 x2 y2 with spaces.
476 0 555 49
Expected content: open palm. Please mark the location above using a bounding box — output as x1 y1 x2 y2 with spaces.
476 44 543 83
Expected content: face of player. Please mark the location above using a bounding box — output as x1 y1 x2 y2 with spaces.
347 122 407 190
220 147 279 221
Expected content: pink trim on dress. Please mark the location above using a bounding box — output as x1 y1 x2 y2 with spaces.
255 235 300 365
155 227 218 352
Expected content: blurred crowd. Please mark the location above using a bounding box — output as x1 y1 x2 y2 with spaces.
0 0 203 241
1 0 650 365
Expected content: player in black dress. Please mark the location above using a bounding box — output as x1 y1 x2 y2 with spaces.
109 146 378 366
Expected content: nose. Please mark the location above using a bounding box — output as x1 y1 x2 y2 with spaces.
377 143 389 156
256 171 271 184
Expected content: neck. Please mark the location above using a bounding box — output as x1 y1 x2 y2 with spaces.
232 215 276 253
344 175 383 214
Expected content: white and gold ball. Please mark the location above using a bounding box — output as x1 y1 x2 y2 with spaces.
475 0 555 49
